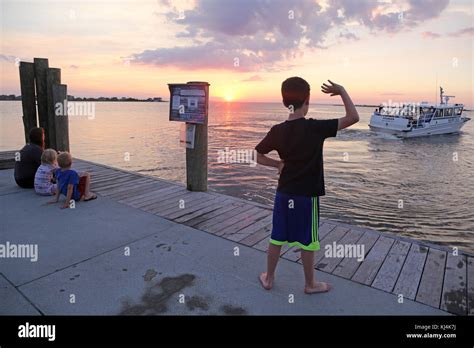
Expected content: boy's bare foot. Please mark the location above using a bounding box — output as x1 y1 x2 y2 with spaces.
82 193 97 201
304 281 331 294
259 272 273 290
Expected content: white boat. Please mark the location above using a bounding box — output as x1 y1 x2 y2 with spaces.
369 87 470 138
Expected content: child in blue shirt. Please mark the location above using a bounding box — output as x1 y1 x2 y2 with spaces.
49 152 97 209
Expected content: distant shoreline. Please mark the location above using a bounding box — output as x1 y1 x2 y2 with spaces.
0 98 471 111
0 95 166 103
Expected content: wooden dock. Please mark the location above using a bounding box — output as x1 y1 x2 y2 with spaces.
2 151 472 315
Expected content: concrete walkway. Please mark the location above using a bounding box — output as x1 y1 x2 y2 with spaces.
0 169 446 315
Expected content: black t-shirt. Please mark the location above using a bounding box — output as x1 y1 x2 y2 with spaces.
255 117 338 197
14 143 43 182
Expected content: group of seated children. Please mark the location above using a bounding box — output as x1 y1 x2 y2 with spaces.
14 127 97 209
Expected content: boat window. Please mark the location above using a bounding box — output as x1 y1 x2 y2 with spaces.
455 108 463 115
420 107 434 115
444 108 453 117
434 109 443 118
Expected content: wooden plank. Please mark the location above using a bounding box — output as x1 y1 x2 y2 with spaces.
140 188 199 212
134 187 187 209
220 209 271 237
52 83 69 152
392 244 428 300
119 185 181 205
333 231 379 279
225 214 273 242
313 226 350 266
103 180 162 197
90 171 130 183
416 248 447 308
317 222 338 241
196 205 258 232
240 225 272 247
94 178 155 195
108 182 164 201
316 228 366 273
46 68 61 149
148 191 209 215
185 202 244 227
165 195 228 220
34 58 49 144
467 257 474 315
212 207 269 236
371 240 411 292
173 197 235 223
91 174 144 190
440 253 467 315
91 174 138 189
19 62 37 143
352 236 394 285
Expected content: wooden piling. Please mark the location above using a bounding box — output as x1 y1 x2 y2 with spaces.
33 58 50 146
185 82 209 192
46 68 61 150
18 62 37 143
52 84 69 152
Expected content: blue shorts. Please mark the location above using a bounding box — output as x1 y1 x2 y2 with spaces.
270 191 320 251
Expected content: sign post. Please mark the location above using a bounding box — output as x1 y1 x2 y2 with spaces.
168 81 209 192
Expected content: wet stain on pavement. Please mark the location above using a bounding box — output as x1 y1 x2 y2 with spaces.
143 269 158 282
220 304 247 315
186 296 210 311
120 274 196 315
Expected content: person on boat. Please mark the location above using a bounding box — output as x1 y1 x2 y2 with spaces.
14 127 45 188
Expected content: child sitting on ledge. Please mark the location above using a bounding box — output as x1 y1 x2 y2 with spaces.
48 152 97 209
34 148 58 196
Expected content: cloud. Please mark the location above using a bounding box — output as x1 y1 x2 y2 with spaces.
448 27 474 37
339 31 359 41
421 26 473 39
69 65 79 69
0 54 18 63
241 75 264 82
130 0 451 71
421 31 442 39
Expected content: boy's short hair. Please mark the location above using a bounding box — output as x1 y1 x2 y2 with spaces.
41 148 57 165
57 152 72 169
281 77 310 110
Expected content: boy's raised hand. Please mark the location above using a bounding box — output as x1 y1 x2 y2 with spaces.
321 80 345 96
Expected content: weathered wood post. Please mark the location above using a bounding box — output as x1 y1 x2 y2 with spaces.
186 82 209 192
18 62 37 143
19 58 69 152
33 58 50 146
46 68 61 150
168 81 209 192
52 84 70 152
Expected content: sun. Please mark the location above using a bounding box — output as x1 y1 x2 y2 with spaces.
225 95 233 102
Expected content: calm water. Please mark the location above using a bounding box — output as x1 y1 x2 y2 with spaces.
1 101 473 252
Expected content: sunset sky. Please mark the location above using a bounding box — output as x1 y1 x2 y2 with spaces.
0 0 473 107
